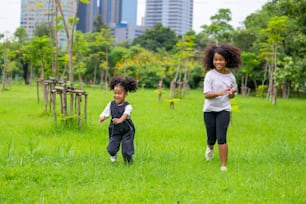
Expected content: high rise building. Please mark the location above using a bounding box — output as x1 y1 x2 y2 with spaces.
77 0 142 43
77 0 137 30
21 0 142 44
100 0 121 26
110 0 145 44
20 0 77 47
144 0 193 35
77 0 100 33
121 0 137 24
111 22 145 44
98 0 138 26
144 0 162 28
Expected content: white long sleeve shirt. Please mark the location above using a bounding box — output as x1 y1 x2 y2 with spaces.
100 102 133 119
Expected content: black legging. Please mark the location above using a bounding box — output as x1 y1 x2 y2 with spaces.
204 111 230 145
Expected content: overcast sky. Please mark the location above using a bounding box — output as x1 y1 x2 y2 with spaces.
0 0 268 36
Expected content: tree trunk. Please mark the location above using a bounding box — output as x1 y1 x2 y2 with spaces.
68 39 74 85
182 59 190 95
1 71 6 92
49 0 58 79
266 57 274 101
241 74 249 96
55 0 81 87
170 79 176 99
170 56 181 98
40 55 45 80
272 44 278 105
253 79 258 93
21 59 30 85
262 61 269 86
2 43 9 92
78 69 83 90
93 58 98 85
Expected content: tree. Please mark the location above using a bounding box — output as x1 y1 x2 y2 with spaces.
261 16 288 104
73 31 89 89
277 56 303 98
114 48 165 88
34 22 50 37
85 32 104 85
54 0 89 86
242 0 306 97
1 36 11 91
240 52 260 96
171 33 196 98
232 29 256 52
28 35 52 80
132 23 178 52
14 27 31 85
93 15 106 32
201 9 234 43
85 28 113 88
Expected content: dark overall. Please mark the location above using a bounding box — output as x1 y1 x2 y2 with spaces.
107 101 135 163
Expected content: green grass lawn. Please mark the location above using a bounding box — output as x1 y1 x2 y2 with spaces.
0 85 305 203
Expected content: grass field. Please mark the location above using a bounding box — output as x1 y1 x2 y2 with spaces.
0 84 305 203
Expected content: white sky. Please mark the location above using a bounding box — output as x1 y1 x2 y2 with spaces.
0 0 269 37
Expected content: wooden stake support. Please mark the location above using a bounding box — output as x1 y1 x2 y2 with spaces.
51 85 88 129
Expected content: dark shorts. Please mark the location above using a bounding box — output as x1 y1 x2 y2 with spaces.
204 111 230 145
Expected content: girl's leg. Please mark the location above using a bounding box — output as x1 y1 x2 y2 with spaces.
107 134 121 156
204 112 217 146
218 143 228 167
204 112 217 160
216 111 230 169
122 131 135 164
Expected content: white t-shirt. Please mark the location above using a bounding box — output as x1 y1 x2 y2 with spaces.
203 69 237 112
100 102 132 119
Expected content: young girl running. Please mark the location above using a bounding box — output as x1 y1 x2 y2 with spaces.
202 43 241 171
99 77 137 164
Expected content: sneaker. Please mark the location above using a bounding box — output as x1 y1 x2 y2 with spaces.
220 166 227 171
124 157 133 165
110 155 117 162
205 146 214 160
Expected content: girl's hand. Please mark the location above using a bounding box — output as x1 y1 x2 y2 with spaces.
219 88 232 96
228 87 237 98
112 118 121 124
99 116 105 123
229 87 237 95
112 114 128 125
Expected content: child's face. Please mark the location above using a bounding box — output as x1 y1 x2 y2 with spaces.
113 86 127 105
213 53 227 73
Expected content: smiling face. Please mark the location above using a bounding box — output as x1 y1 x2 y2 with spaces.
213 53 227 73
113 86 127 105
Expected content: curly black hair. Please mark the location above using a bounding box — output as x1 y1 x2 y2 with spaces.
109 77 138 92
203 43 242 71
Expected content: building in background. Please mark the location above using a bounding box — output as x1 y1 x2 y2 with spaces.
144 0 162 28
77 0 143 43
77 0 100 33
110 0 144 43
121 0 137 25
144 0 193 35
99 0 121 27
111 22 145 44
20 0 77 47
20 0 144 45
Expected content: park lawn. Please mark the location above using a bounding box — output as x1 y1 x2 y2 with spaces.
0 84 305 203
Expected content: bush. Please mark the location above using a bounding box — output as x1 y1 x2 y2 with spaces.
256 85 267 97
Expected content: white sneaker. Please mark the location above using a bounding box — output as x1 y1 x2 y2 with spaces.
110 155 117 162
205 146 213 160
220 166 227 171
